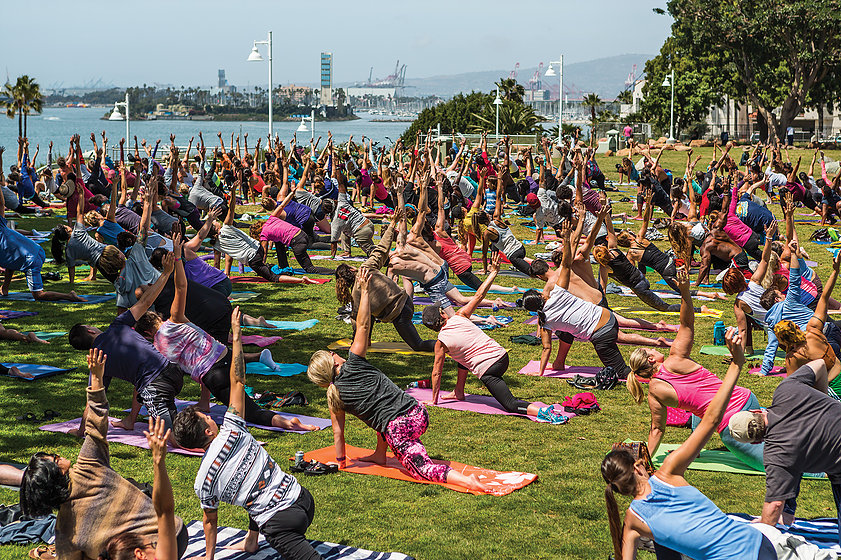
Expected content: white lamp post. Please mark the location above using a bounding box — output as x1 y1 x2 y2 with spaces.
662 68 676 143
545 54 563 142
109 92 130 144
247 31 273 138
493 89 503 140
297 109 315 141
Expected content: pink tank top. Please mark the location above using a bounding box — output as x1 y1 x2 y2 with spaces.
655 364 751 433
433 231 472 274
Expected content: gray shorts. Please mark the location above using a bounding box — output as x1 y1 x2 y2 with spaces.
421 266 453 310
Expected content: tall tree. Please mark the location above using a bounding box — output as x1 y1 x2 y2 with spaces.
665 0 841 143
581 93 602 132
495 78 525 104
18 76 43 137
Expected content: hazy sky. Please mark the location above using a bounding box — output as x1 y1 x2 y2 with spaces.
2 0 671 89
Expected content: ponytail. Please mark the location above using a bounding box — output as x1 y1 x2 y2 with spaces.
604 484 624 560
601 450 638 560
50 226 69 265
627 348 656 404
335 264 357 306
307 350 345 412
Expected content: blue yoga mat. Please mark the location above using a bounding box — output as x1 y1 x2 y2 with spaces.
245 362 307 377
411 312 513 330
655 279 722 289
452 285 527 294
0 292 116 304
244 319 319 331
2 363 76 380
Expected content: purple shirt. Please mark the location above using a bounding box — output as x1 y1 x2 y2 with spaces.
184 257 228 289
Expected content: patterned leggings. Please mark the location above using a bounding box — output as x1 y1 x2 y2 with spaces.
383 404 450 483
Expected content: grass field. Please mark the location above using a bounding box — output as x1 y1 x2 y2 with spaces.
2 146 840 559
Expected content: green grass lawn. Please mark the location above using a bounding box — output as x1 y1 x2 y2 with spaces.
1 146 840 559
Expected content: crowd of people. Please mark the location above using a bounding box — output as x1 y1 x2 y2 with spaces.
2 127 841 560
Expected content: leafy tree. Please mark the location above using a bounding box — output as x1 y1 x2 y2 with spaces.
581 93 602 132
470 99 541 135
401 92 491 143
664 0 841 143
495 78 525 104
616 90 633 104
1 75 42 138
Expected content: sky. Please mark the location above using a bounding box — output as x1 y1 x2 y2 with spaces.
1 0 671 90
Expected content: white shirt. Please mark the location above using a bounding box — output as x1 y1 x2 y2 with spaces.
542 285 604 340
215 224 259 262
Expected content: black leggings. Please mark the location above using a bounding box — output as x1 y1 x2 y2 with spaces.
249 487 321 560
589 314 630 378
741 231 763 261
201 353 277 426
248 245 280 282
275 232 333 274
468 354 530 414
456 269 483 290
391 297 436 352
506 246 531 276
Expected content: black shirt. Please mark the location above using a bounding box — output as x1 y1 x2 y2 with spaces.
153 278 232 342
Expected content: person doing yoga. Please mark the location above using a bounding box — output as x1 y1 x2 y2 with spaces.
523 222 631 378
172 311 324 560
422 254 567 424
482 165 531 276
626 265 767 472
601 329 779 560
307 269 491 492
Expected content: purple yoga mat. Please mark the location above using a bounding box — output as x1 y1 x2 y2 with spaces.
0 310 37 320
523 315 678 331
404 387 570 422
517 361 602 379
133 399 332 434
231 334 283 347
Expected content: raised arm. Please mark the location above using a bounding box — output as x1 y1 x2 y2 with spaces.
143 416 178 560
667 266 695 359
106 164 121 223
169 236 187 323
810 252 841 329
186 208 221 252
750 220 778 285
349 269 373 358
129 253 174 320
228 306 246 418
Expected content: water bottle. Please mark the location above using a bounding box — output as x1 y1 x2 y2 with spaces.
713 321 726 346
407 381 419 389
295 451 304 465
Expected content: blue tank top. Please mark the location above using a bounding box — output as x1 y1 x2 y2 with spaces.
630 476 761 560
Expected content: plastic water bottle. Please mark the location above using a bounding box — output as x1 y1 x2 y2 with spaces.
713 321 726 346
407 382 419 389
295 451 304 465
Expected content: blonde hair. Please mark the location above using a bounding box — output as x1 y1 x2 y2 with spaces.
97 245 126 277
83 211 102 228
592 245 612 270
762 252 781 289
307 350 344 411
627 348 657 404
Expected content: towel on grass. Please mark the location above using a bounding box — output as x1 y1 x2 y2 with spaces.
303 444 537 496
183 520 415 560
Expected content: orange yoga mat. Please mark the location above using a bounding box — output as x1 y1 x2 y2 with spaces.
304 444 537 496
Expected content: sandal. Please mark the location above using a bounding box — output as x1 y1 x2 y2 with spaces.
566 375 597 390
291 460 339 475
43 409 59 420
16 412 38 423
273 391 308 408
28 545 56 560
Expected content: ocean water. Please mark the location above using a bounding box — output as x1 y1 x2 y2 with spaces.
0 107 412 155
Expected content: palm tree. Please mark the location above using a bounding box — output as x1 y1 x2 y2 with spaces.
18 76 43 137
581 93 602 131
0 81 21 137
495 78 525 104
470 99 541 135
616 89 633 104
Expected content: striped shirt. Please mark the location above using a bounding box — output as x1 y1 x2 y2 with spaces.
195 413 301 526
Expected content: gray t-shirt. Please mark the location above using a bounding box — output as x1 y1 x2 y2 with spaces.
764 364 841 502
1 185 20 211
151 208 179 234
334 352 417 433
66 223 105 267
114 240 161 309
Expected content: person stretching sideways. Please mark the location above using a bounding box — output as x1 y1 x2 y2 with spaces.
601 329 779 560
307 269 491 492
21 349 188 560
423 253 567 424
173 307 323 560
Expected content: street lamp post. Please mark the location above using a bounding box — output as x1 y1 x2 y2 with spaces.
493 89 503 140
662 68 676 143
247 31 273 139
109 92 130 142
545 54 563 143
297 110 315 141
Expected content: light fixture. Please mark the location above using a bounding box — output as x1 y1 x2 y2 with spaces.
493 93 503 106
108 103 123 121
662 76 671 88
297 117 308 133
247 44 263 62
544 66 556 77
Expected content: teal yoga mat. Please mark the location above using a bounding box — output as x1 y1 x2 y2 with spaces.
245 362 307 377
32 331 67 341
699 345 785 360
0 292 116 304
652 443 825 479
244 319 319 331
1 363 75 380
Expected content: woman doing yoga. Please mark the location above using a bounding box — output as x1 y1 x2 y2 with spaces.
482 166 531 276
626 265 765 472
307 269 491 492
601 328 778 560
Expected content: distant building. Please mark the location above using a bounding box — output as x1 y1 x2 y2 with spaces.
278 84 314 105
320 53 333 107
346 87 396 99
218 70 227 88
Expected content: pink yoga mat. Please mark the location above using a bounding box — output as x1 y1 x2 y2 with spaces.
749 366 787 376
231 334 283 347
516 361 602 378
523 315 678 331
403 387 569 422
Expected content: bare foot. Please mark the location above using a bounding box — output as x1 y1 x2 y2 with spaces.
257 316 275 328
8 366 33 379
69 291 87 302
110 417 135 431
465 473 494 493
283 417 319 431
551 361 566 371
657 337 673 347
359 451 387 465
65 428 84 438
338 253 351 258
656 320 679 333
494 298 514 308
81 273 96 283
442 391 465 401
224 537 260 554
302 277 320 284
26 332 49 344
700 305 712 314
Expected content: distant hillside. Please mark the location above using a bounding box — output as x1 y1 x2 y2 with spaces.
394 54 652 100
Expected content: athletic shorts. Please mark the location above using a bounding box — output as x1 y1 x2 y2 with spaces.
420 266 453 310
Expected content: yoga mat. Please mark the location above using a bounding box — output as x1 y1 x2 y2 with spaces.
699 345 785 360
517 361 602 379
304 444 537 496
0 310 37 320
651 443 825 479
230 276 331 285
0 292 116 304
234 334 282 347
749 366 787 376
311 254 365 262
328 338 434 356
1 363 75 380
522 315 679 331
410 312 513 330
134 399 330 434
727 514 841 553
611 306 723 318
30 331 66 341
411 296 515 308
656 279 722 289
404 387 562 422
183 520 415 560
228 291 258 302
245 362 307 377
244 319 319 331
451 285 528 294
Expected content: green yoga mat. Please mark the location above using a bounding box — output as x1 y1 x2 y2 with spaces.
652 443 825 479
699 345 785 360
32 331 67 341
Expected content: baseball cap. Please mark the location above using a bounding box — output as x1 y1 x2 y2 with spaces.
728 410 761 443
421 303 445 331
526 193 540 207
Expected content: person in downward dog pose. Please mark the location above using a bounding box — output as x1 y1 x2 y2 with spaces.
307 269 491 492
422 253 567 424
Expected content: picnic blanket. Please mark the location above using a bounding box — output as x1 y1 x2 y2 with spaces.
0 292 116 304
404 387 561 423
727 514 841 554
304 444 537 496
1 363 75 380
328 339 433 356
244 319 319 331
183 520 415 560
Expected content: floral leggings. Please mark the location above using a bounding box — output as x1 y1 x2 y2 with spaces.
383 404 450 483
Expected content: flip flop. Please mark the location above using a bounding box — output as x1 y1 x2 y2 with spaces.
43 409 59 420
17 412 38 423
291 459 339 475
28 545 56 560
